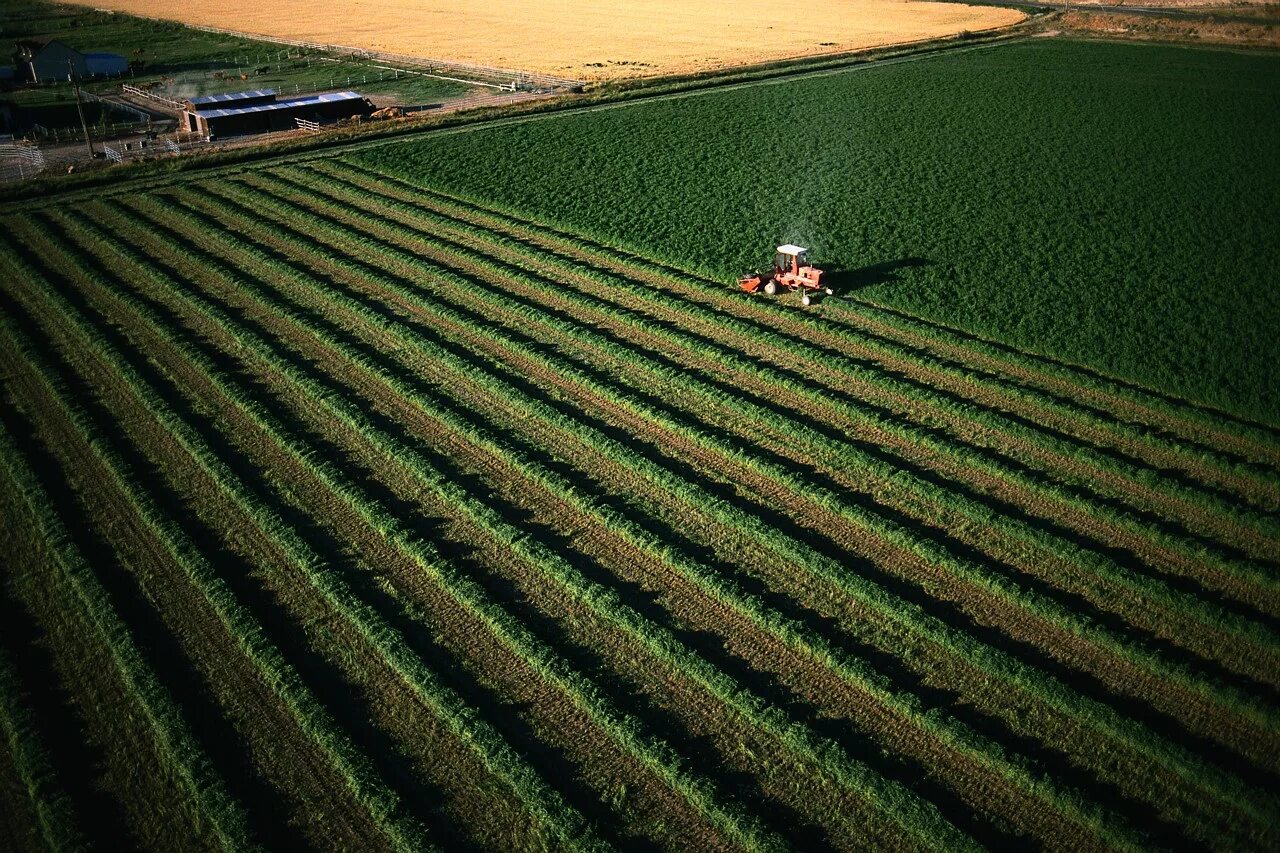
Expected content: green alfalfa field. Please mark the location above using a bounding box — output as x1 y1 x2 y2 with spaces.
1 35 1278 851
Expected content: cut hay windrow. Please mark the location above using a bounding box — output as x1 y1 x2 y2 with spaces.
261 166 1280 672
93 193 987 851
331 156 1280 468
329 159 1280 514
110 185 1280 845
0 647 85 851
139 179 1280 843
210 172 1280 746
34 205 801 853
0 246 447 853
0 235 608 853
0 314 254 853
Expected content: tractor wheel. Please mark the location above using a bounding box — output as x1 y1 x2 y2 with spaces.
763 281 777 296
801 293 812 306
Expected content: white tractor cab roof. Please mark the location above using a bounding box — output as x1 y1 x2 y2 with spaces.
776 244 808 257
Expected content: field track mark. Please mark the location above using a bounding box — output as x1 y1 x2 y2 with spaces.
64 207 785 853
338 159 1280 475
278 166 1280 681
152 180 1280 845
222 169 1280 771
334 161 1280 510
120 189 1000 852
157 188 1111 850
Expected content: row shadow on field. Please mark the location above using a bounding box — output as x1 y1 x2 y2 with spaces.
403 212 1274 581
171 182 1280 727
4 245 490 849
145 204 1255 846
0 402 138 845
0 293 299 848
68 188 1279 840
84 227 846 850
236 248 1228 845
345 158 1280 462
45 220 841 849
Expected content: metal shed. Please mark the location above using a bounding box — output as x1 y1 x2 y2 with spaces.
181 89 373 138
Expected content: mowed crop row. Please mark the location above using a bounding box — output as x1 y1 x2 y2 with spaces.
1 159 1277 850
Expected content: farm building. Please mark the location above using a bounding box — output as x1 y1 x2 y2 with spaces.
180 89 374 138
12 39 127 82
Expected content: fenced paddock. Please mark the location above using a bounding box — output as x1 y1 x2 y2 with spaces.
0 142 45 183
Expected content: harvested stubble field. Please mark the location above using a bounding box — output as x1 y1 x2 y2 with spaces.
2 36 1279 853
67 0 1025 80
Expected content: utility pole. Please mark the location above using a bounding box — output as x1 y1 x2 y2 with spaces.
69 59 94 158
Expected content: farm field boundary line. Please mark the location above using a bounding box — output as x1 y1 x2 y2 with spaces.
285 162 1280 622
140 184 1280 829
343 161 1280 462
0 34 1039 215
212 171 1280 749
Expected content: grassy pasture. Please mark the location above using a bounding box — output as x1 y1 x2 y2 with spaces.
2 34 1279 852
354 39 1280 426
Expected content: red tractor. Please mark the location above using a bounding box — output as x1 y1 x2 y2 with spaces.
738 244 832 306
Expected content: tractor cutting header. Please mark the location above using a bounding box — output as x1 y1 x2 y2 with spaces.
738 245 833 306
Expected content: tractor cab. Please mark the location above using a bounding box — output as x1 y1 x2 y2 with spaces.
774 244 823 287
738 244 833 305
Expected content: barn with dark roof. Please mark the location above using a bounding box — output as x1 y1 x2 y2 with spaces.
180 89 373 139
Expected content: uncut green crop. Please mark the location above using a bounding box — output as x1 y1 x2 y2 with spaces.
352 39 1280 425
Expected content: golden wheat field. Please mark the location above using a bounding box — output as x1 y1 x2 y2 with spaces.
67 0 1024 79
